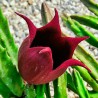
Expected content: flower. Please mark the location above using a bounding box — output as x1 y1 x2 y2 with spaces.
16 9 90 85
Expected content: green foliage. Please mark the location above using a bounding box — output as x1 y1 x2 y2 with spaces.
62 16 98 48
72 69 90 98
0 79 12 98
73 65 98 92
80 0 98 16
0 8 18 66
66 72 77 93
74 45 98 82
71 15 98 30
53 73 67 98
44 83 51 98
88 91 98 98
35 85 45 98
0 45 24 97
62 14 98 92
0 0 98 97
25 85 36 98
0 8 24 97
41 2 53 25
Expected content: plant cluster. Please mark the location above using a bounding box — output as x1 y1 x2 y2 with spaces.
0 0 98 98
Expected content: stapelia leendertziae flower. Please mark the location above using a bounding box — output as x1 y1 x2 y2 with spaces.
16 9 90 85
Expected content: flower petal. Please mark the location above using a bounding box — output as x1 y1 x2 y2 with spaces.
64 36 89 59
32 59 91 84
52 36 88 69
18 37 29 59
18 46 53 83
38 9 61 35
31 9 61 47
15 12 37 44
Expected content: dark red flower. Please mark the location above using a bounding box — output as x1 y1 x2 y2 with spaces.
16 9 90 85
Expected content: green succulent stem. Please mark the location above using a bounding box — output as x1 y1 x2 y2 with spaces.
25 85 36 98
0 45 24 97
72 69 90 98
74 45 98 82
0 78 12 98
88 90 98 98
35 84 45 98
71 15 98 30
62 15 98 91
80 0 98 16
0 8 18 67
62 16 98 48
66 72 78 94
41 2 53 25
53 73 67 98
45 83 51 98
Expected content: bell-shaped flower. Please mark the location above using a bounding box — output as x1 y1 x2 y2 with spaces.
16 9 90 85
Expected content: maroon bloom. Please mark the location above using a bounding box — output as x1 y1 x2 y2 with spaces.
16 9 90 85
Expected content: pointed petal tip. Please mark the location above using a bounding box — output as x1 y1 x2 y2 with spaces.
15 12 24 18
82 64 91 73
72 58 91 73
15 11 18 14
15 11 36 44
42 1 46 6
43 59 91 83
82 36 89 40
54 8 58 13
54 8 58 18
72 36 89 45
76 36 89 41
69 59 91 73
